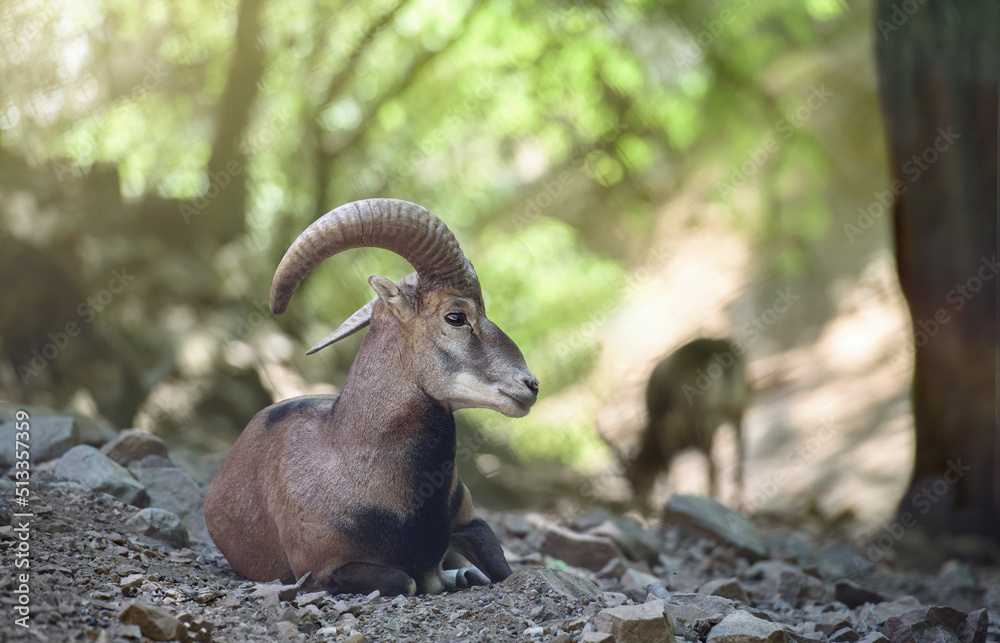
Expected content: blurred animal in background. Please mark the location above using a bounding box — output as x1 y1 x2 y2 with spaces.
620 337 750 512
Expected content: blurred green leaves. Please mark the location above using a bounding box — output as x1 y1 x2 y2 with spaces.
0 0 868 459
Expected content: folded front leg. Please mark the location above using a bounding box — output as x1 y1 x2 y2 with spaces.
449 483 512 583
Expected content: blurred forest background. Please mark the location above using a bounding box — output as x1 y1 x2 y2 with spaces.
0 0 966 536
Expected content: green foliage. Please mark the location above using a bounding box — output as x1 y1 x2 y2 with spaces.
0 0 871 461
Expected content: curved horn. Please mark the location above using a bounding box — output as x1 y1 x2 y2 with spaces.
271 199 477 315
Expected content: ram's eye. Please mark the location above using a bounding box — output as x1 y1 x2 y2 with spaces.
444 312 467 327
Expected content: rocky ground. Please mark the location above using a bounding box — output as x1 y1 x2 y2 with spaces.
2 407 999 642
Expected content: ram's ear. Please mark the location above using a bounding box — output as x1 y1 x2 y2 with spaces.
369 275 416 322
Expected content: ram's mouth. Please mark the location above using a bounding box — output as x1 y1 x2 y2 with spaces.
498 389 535 414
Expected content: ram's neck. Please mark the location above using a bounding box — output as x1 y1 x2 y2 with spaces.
330 326 453 445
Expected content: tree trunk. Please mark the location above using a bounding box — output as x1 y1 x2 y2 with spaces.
874 1 998 538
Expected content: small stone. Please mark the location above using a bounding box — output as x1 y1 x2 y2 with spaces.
830 627 860 642
120 574 145 597
365 589 381 603
587 517 662 564
580 633 615 643
505 513 532 537
664 593 738 620
883 606 986 643
294 591 327 608
55 445 148 506
502 566 601 601
858 597 923 627
856 634 889 643
699 578 749 604
598 557 628 579
131 466 209 545
662 495 766 560
835 580 887 608
594 599 676 643
815 612 853 637
274 621 299 639
100 429 169 466
345 632 365 643
603 592 629 607
292 571 324 593
621 568 662 592
119 600 188 641
124 508 189 549
0 416 78 466
524 626 544 636
196 590 223 604
533 524 627 572
706 610 788 643
935 560 977 590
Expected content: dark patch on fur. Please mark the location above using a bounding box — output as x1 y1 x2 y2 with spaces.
451 517 512 582
264 396 331 428
337 402 458 587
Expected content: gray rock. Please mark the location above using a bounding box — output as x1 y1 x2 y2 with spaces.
935 560 977 590
130 465 209 544
835 579 887 608
621 568 662 592
128 454 176 470
503 566 600 601
594 599 676 643
882 606 986 643
763 529 817 566
54 445 148 506
856 634 889 643
814 612 853 637
587 518 662 564
814 544 867 580
504 512 532 537
119 600 188 641
580 633 615 643
857 597 923 627
0 416 78 466
777 568 829 607
125 507 189 549
101 429 170 467
699 578 749 604
533 524 627 572
706 611 788 643
830 627 860 642
661 495 766 560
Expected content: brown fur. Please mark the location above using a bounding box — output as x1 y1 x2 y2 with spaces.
625 338 750 511
205 285 537 594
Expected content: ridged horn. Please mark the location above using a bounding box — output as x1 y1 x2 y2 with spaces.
271 199 478 316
